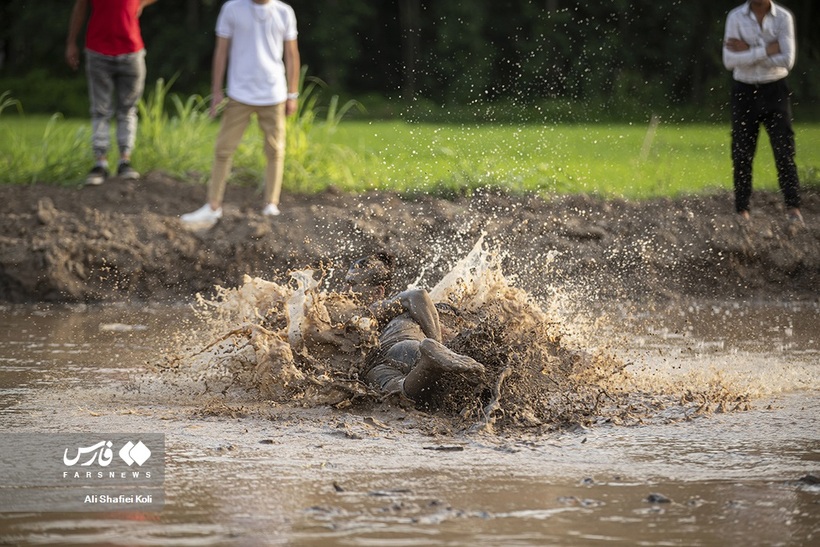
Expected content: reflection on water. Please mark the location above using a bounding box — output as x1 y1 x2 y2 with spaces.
0 301 818 546
0 304 192 414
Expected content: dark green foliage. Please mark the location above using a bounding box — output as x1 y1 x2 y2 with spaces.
0 70 89 118
0 1 817 119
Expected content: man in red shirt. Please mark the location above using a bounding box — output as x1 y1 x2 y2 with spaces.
66 0 158 185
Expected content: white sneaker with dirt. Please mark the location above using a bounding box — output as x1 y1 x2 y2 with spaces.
117 161 140 180
85 165 109 186
181 204 222 226
262 203 281 216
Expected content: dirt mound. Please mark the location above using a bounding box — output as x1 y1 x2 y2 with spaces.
0 171 818 304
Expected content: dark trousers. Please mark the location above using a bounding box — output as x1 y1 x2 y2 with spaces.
731 78 801 213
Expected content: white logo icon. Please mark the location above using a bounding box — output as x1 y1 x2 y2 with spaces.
119 441 151 466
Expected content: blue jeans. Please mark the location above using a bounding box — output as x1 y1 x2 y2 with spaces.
85 49 146 159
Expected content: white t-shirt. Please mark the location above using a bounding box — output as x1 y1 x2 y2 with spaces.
216 0 298 106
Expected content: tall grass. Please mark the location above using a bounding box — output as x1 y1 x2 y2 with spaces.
0 91 22 117
137 76 214 181
0 91 90 184
0 71 366 188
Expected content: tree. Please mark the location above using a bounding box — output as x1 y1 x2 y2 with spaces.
398 0 422 101
0 0 817 117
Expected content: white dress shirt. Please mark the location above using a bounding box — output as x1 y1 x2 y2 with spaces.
722 1 796 84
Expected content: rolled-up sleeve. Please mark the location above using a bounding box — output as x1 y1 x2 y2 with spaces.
764 17 796 70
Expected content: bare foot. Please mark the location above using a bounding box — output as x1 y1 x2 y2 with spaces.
419 338 485 375
736 210 751 232
787 208 804 225
786 208 805 236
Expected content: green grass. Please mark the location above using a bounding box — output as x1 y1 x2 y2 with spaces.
329 120 820 198
2 85 819 197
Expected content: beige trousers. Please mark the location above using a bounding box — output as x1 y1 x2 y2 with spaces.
208 99 286 206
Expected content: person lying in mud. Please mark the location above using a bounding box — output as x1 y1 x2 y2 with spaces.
345 253 486 403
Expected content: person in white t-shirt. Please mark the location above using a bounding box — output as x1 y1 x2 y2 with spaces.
182 0 300 227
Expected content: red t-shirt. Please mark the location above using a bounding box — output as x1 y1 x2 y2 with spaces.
85 0 144 56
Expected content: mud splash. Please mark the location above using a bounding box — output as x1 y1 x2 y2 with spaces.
150 239 754 432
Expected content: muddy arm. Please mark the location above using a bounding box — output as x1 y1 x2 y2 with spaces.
397 289 442 341
369 289 442 341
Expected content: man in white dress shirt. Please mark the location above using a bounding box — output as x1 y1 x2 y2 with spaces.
723 0 803 226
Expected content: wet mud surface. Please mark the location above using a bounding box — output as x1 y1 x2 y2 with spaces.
1 300 817 545
1 176 818 544
0 172 818 304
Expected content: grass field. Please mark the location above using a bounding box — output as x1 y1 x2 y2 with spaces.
2 111 819 199
332 120 820 198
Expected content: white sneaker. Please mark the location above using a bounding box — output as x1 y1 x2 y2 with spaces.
262 203 281 216
181 204 222 225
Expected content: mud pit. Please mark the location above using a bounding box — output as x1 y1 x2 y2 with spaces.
1 174 817 431
0 173 820 430
0 172 818 304
1 175 818 545
145 240 629 433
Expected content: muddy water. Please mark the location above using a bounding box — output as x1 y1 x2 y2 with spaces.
0 301 818 546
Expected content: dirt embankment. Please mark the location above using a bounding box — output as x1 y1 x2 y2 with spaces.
0 172 817 304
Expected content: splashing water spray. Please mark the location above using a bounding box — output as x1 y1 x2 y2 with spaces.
149 237 760 432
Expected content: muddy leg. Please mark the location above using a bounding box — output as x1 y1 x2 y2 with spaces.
401 338 485 401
